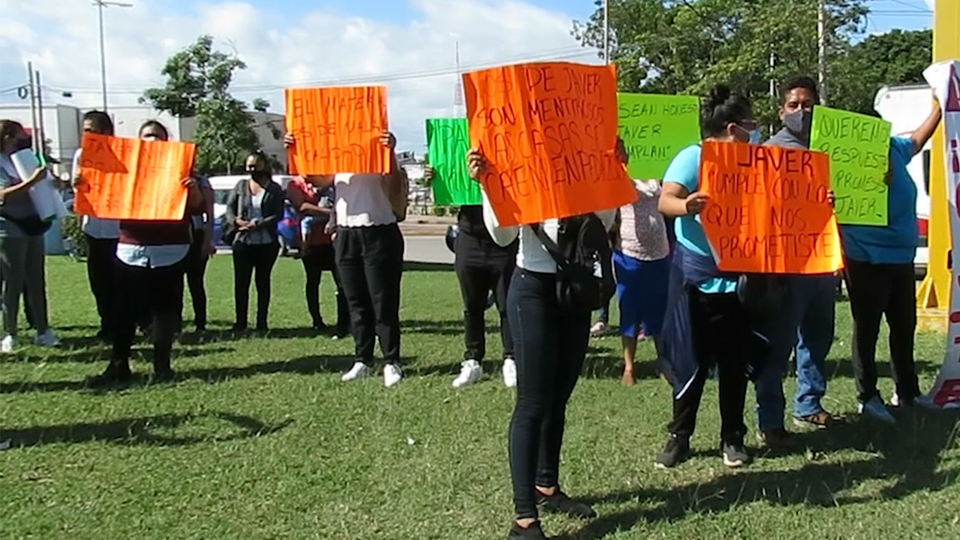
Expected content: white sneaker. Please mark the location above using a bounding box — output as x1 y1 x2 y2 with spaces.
890 392 901 407
383 363 402 388
453 359 483 388
1 335 15 354
341 362 370 382
34 330 60 347
502 357 517 388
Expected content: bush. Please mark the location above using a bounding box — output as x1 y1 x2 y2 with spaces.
61 213 87 259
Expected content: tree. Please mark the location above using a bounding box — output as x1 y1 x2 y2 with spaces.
573 0 868 130
141 35 271 174
829 29 933 117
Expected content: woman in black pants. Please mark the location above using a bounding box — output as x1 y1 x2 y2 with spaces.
467 150 617 540
88 120 204 385
225 151 284 332
284 131 407 388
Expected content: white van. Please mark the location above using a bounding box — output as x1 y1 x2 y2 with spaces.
874 84 935 275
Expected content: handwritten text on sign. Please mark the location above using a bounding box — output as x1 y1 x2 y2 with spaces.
76 133 195 221
285 86 390 175
463 62 636 226
426 118 481 206
617 93 701 180
699 142 843 274
810 106 890 226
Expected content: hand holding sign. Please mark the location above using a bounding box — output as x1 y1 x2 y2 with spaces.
699 141 843 274
463 61 636 226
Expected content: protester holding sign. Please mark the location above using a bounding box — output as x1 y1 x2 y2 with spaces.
423 164 519 389
283 130 408 388
0 119 60 354
753 77 840 448
73 110 121 342
841 97 943 423
468 145 613 540
87 120 204 386
656 85 758 470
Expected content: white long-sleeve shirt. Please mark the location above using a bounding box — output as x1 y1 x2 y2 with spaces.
481 190 617 273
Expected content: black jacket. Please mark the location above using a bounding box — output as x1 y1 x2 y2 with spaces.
224 178 284 245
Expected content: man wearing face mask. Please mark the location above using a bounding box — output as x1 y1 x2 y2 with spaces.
753 77 839 449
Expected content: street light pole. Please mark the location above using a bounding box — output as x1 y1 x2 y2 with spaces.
603 0 609 64
92 0 132 112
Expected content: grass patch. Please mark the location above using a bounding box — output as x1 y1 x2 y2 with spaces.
1 256 958 539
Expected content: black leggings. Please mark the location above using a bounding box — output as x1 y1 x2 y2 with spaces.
183 230 209 330
301 244 349 331
455 231 516 361
232 242 279 329
112 260 184 369
844 259 919 403
507 269 591 520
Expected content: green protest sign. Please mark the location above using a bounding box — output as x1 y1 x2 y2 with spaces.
617 93 701 180
426 118 481 206
810 106 890 226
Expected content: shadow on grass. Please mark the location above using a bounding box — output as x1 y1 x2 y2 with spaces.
0 353 364 394
562 410 960 540
1 346 235 365
401 318 502 338
1 412 293 449
823 357 944 378
175 327 334 345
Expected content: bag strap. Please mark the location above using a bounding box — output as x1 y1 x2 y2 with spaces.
530 223 567 269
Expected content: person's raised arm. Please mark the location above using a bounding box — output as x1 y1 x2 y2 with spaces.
283 133 334 187
468 147 518 246
659 146 709 218
0 165 48 202
910 97 943 156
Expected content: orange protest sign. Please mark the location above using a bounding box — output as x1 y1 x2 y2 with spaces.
463 61 637 226
285 86 390 175
699 141 843 274
75 133 195 221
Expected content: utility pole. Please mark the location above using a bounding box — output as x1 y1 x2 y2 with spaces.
35 69 47 162
453 39 464 117
92 0 132 111
817 0 828 105
27 61 39 152
603 0 610 64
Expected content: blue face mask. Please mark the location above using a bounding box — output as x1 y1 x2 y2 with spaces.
748 129 762 144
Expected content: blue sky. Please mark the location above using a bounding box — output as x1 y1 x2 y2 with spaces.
0 0 936 153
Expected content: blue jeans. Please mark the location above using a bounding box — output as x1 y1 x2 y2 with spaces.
755 275 836 430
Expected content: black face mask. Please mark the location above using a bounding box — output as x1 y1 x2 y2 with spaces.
249 170 270 181
784 110 812 140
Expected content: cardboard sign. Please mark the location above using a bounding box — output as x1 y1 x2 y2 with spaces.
426 118 481 206
285 86 390 175
810 106 891 226
75 133 195 220
617 93 701 180
463 61 637 226
699 141 843 274
924 59 960 408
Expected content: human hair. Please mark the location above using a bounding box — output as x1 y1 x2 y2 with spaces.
0 119 31 153
246 150 272 176
138 120 169 140
82 110 115 136
702 85 753 137
780 76 820 105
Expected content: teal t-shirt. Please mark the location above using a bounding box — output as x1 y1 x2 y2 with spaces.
839 136 919 264
662 144 738 294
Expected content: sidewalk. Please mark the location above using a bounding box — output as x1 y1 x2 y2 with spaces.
398 215 456 237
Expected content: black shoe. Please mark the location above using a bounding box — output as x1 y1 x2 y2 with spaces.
722 441 751 468
231 323 248 333
86 362 133 387
150 368 176 384
332 327 349 340
507 521 549 540
255 325 269 335
535 489 596 519
656 434 690 469
96 328 112 343
758 429 794 450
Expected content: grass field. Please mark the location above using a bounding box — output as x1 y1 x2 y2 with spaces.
1 256 958 540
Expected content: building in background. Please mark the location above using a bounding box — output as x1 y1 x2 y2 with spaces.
0 103 287 176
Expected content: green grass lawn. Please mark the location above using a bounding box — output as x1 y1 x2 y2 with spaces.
1 256 958 540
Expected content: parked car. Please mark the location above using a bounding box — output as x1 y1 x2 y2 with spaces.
277 202 301 256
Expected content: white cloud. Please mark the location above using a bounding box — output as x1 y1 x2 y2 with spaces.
0 0 601 153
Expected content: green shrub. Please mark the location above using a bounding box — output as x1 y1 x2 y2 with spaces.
61 213 87 259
